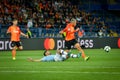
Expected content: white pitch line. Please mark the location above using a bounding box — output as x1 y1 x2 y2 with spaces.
0 66 120 69
0 70 120 74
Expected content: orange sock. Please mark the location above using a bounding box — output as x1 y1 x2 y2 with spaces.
12 49 16 58
79 49 86 58
81 52 86 58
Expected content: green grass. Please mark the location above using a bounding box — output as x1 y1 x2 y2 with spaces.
0 49 120 80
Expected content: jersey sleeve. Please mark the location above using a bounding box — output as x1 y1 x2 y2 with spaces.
41 57 47 62
41 55 55 62
63 24 76 34
68 30 76 34
18 27 22 34
62 26 68 32
7 27 11 33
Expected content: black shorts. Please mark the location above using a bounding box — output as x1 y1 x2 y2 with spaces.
65 39 78 50
11 41 22 47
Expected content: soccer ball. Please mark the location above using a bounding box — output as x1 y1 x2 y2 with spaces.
104 46 111 52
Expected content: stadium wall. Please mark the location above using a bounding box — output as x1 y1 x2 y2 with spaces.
0 37 119 51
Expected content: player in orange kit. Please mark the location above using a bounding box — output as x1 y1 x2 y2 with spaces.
59 18 89 61
7 19 28 60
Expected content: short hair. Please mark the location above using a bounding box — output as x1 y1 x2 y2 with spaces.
13 19 18 22
70 18 76 23
43 50 48 56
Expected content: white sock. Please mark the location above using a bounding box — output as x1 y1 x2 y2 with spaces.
60 50 68 55
70 54 77 58
62 54 67 59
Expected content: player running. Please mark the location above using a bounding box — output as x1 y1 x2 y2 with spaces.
7 19 28 60
59 18 89 61
27 49 81 62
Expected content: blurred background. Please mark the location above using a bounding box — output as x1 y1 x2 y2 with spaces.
0 0 120 38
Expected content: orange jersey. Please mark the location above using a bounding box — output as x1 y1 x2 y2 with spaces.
7 25 21 41
62 23 76 41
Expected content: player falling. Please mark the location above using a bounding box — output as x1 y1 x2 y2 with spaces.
28 49 81 62
7 19 28 60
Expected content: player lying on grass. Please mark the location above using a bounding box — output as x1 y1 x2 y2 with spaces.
27 49 81 62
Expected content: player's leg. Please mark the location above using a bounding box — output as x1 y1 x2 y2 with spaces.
64 40 72 53
59 49 80 59
18 46 23 50
11 41 17 60
12 48 17 60
17 41 23 50
55 49 71 61
65 40 81 58
74 43 89 61
54 54 63 61
74 43 85 58
58 49 68 59
69 52 81 58
12 41 23 60
27 57 42 62
54 50 65 61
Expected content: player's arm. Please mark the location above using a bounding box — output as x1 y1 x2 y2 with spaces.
61 28 79 35
69 28 80 34
6 27 11 34
21 32 29 38
59 26 68 34
59 28 67 38
7 30 10 34
27 57 42 62
60 25 79 34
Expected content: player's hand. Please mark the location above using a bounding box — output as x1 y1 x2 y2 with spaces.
59 31 64 34
27 57 33 62
76 28 80 32
21 32 29 38
26 35 29 38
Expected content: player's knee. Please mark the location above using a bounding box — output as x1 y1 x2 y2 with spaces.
19 46 23 50
65 50 70 53
74 43 80 48
75 43 83 50
12 46 17 50
56 49 61 54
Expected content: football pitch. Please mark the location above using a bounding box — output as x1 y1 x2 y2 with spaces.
0 49 120 80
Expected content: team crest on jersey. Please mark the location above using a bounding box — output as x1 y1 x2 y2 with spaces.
13 27 20 33
13 30 19 33
68 28 70 31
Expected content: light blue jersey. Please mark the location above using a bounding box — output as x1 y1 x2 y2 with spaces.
41 54 64 62
41 55 55 62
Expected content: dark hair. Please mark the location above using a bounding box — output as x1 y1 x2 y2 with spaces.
43 50 47 56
